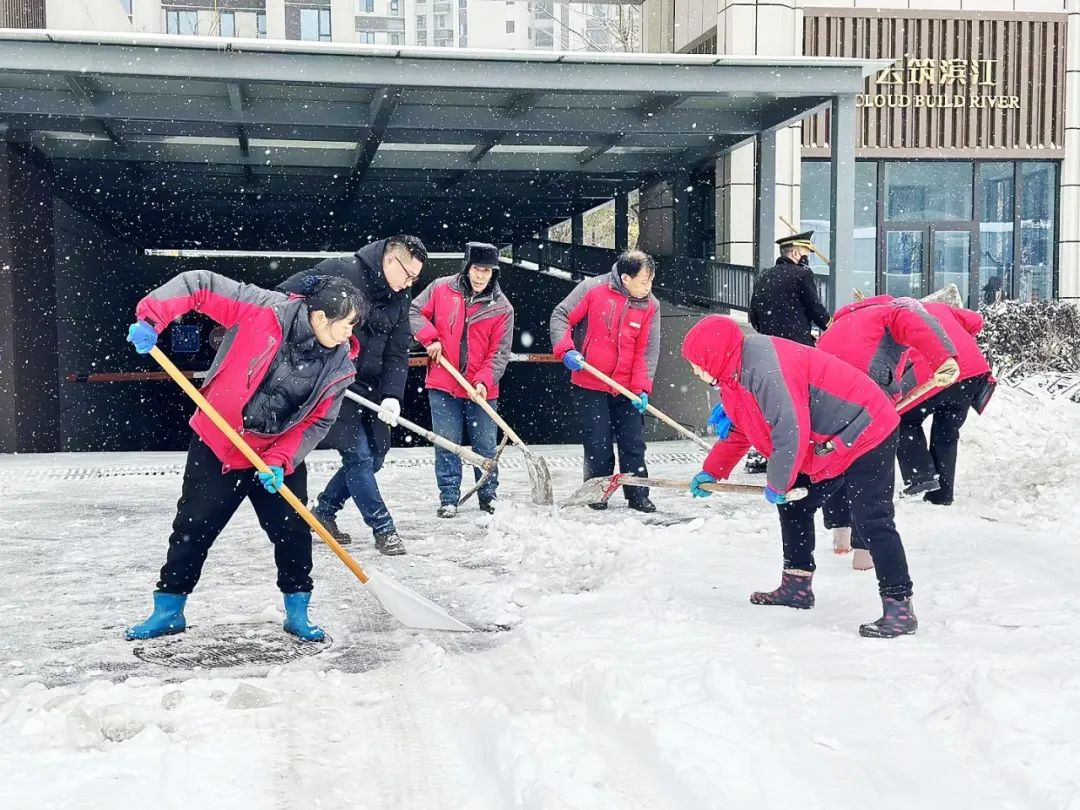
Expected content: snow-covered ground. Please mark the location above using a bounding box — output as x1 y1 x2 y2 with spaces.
1 387 1078 809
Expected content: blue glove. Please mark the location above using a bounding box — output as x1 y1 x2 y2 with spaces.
690 471 717 498
764 486 788 505
563 350 586 371
633 392 649 415
126 321 158 354
257 466 285 493
707 402 733 440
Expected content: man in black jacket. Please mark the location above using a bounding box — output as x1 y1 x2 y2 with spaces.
279 235 427 556
748 231 831 347
743 230 832 475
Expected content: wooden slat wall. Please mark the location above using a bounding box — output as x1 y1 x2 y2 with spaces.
0 0 45 27
803 11 1067 157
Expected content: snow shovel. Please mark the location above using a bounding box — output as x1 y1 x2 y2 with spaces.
573 358 713 452
345 390 499 506
562 473 809 508
435 355 554 506
147 346 472 633
459 434 510 506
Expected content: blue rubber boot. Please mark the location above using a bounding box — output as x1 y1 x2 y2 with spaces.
126 592 187 640
283 591 326 642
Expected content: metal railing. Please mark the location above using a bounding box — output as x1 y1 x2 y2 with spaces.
512 240 831 312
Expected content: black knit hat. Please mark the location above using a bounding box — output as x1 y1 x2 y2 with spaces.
464 242 500 268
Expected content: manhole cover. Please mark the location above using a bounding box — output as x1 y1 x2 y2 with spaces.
132 622 332 669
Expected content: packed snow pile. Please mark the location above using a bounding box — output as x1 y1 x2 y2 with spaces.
1 386 1079 809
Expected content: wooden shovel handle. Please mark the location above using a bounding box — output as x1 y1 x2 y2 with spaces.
894 376 943 412
436 355 527 448
576 358 713 452
148 346 370 584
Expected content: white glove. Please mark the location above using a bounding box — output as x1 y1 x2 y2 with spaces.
377 397 401 426
933 358 960 387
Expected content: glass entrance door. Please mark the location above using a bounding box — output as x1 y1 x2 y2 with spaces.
884 229 926 298
883 226 976 302
931 228 974 305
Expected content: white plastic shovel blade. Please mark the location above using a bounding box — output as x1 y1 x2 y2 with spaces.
364 569 473 632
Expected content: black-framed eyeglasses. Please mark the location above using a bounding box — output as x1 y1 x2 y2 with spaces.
393 255 420 284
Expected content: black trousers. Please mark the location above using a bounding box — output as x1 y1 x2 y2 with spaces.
776 431 913 600
578 388 649 502
156 437 314 595
896 374 986 503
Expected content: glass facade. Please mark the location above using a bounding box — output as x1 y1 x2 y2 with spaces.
802 160 1058 308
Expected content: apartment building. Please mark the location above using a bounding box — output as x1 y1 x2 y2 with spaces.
13 0 639 51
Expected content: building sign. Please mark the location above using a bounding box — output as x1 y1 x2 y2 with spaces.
858 57 1020 110
802 11 1066 156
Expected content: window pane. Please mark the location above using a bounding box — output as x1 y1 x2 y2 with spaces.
300 8 319 40
121 0 133 15
884 162 972 222
1019 162 1056 302
257 12 267 37
506 20 515 33
168 10 199 35
979 162 1013 306
219 12 235 37
800 160 877 298
885 230 925 299
320 9 331 40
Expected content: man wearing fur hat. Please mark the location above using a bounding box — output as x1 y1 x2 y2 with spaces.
410 242 515 516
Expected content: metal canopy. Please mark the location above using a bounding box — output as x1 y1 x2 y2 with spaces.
0 29 886 249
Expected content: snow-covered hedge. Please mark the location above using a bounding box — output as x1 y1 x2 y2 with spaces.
980 299 1080 374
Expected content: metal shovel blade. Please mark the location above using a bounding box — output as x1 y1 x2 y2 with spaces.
561 476 619 508
523 451 554 505
459 434 510 506
364 569 473 632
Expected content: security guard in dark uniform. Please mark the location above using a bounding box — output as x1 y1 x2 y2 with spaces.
748 231 831 347
742 231 832 475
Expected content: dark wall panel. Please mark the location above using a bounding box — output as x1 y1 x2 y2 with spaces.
55 245 706 451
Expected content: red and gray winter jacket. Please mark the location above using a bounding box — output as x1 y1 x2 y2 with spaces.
410 274 515 399
899 303 992 413
682 316 899 493
816 295 957 402
549 269 661 395
136 270 358 474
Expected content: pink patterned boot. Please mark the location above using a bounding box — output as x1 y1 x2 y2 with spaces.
750 570 814 609
859 597 918 638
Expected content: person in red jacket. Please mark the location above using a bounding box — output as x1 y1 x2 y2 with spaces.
896 303 994 506
815 295 960 567
123 271 363 643
550 251 661 513
410 242 515 516
681 315 916 638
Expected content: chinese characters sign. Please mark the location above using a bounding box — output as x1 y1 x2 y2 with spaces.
857 56 1020 109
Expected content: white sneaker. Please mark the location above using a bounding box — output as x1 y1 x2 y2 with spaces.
832 527 852 554
852 549 874 570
